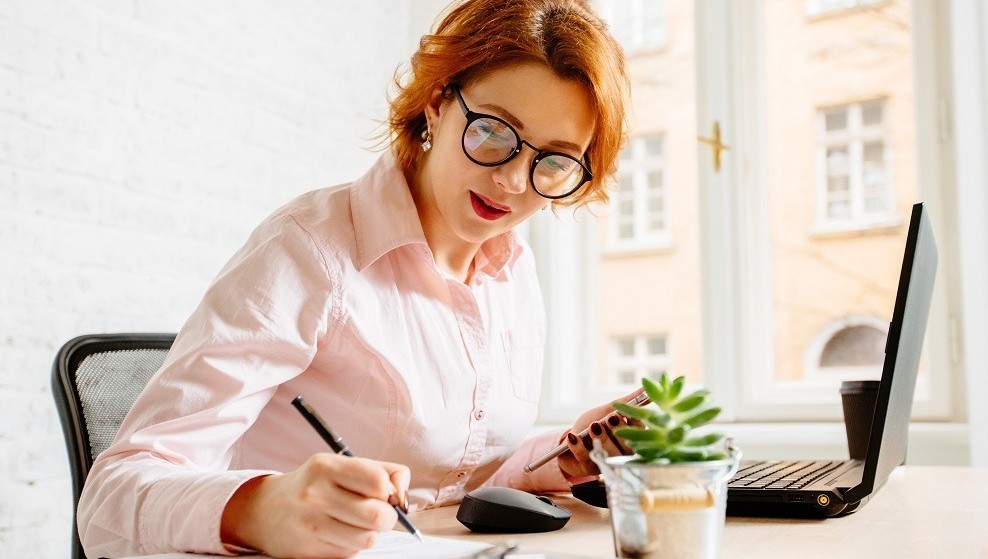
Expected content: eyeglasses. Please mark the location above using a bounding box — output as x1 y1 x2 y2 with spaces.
449 84 593 200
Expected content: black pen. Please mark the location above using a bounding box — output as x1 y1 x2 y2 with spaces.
291 395 425 543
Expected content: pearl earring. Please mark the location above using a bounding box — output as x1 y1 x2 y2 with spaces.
421 127 432 152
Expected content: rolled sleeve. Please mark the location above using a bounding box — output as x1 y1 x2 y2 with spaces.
78 209 335 557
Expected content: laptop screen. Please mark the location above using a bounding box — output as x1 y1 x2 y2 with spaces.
849 203 938 501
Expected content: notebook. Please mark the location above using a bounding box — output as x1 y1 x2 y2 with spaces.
726 202 938 518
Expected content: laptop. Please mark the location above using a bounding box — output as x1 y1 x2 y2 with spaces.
726 202 938 518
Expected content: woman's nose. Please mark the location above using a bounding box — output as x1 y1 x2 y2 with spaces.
491 151 531 195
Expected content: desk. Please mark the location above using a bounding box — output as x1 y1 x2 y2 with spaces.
412 466 988 558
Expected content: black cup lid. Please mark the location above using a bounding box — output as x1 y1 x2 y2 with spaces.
840 380 881 394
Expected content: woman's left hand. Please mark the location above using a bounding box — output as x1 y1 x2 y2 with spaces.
556 388 645 479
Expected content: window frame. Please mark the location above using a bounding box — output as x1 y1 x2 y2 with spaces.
606 133 672 253
606 334 672 390
534 0 960 427
813 99 899 233
598 0 669 55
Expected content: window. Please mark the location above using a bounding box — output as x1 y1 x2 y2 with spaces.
608 335 670 389
608 134 670 249
816 100 895 229
803 316 889 381
598 0 667 54
535 0 953 427
806 0 884 17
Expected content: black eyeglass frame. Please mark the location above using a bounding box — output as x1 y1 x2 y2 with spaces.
447 84 593 200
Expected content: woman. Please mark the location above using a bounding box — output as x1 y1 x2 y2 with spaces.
78 0 631 557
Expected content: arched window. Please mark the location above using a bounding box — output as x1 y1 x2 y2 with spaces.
804 315 888 379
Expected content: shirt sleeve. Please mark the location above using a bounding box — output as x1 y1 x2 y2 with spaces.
77 209 337 557
480 429 577 493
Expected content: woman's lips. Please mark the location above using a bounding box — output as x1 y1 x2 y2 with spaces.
470 191 510 221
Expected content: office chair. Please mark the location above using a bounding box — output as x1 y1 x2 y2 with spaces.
51 333 176 559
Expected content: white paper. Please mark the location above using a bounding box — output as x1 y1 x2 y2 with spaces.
126 531 493 559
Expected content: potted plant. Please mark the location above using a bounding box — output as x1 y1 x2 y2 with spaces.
590 373 741 559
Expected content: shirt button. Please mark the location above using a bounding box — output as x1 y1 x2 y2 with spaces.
457 471 466 479
474 409 485 420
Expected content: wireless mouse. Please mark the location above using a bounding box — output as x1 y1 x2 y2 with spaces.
456 487 572 533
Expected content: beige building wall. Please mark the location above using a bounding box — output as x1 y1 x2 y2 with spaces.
597 0 916 387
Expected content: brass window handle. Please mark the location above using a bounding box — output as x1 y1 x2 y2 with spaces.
697 121 730 173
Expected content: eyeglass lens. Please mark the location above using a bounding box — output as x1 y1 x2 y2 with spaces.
464 117 585 197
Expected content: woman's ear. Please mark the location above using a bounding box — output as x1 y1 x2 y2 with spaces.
423 84 447 130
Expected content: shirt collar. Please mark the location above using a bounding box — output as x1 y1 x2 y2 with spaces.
349 151 524 279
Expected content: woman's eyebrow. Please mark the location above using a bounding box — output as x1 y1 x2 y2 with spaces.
478 102 583 153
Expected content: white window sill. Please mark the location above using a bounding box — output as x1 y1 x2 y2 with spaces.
602 238 674 257
809 216 905 238
529 422 970 466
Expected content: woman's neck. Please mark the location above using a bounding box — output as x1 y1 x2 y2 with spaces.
405 166 480 284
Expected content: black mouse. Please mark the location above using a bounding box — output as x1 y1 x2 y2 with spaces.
456 487 572 533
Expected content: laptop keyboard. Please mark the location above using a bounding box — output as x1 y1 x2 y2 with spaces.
728 460 845 491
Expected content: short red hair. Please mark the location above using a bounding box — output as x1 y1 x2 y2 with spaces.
386 0 629 208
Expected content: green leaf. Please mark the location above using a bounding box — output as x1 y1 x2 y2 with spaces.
613 401 654 421
630 440 670 453
670 389 710 413
633 448 669 461
642 413 671 429
640 377 665 407
659 372 671 396
682 432 725 447
667 376 685 401
666 424 690 444
681 407 722 429
613 427 662 442
666 449 709 462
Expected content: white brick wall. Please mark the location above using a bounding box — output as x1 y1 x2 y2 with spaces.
0 1 447 555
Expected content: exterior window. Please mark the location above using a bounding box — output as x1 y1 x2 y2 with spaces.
817 100 893 227
609 134 669 248
609 335 670 388
599 0 667 54
804 316 889 380
806 0 884 17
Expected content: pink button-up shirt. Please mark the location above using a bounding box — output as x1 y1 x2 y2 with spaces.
78 152 571 557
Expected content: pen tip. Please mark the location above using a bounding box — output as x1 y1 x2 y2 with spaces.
413 530 425 543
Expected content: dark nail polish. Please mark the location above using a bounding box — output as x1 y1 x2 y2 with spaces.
567 432 578 445
590 422 603 436
607 414 621 427
582 434 593 451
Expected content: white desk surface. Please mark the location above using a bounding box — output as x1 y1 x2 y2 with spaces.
411 466 988 559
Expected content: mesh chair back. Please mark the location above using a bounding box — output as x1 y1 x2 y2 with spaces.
51 334 176 559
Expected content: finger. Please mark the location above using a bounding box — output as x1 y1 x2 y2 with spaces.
590 421 623 456
602 419 633 455
331 458 395 501
324 489 399 532
565 431 592 470
379 461 411 511
619 387 646 403
310 514 381 556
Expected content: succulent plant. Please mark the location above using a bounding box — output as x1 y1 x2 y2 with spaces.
612 373 727 463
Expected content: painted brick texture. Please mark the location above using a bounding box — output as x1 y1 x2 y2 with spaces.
0 1 443 555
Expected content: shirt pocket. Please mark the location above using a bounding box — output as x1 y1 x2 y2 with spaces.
501 330 546 404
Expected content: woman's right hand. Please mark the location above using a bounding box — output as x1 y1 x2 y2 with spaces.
220 453 412 559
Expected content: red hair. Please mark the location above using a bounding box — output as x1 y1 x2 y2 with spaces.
386 0 629 208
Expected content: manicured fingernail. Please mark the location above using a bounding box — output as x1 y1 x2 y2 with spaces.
590 422 603 436
402 495 409 513
582 434 593 451
567 432 578 445
607 415 621 427
388 493 400 507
